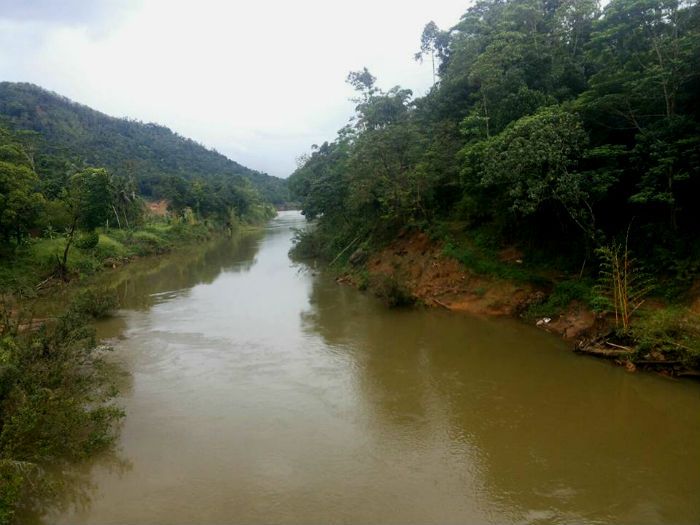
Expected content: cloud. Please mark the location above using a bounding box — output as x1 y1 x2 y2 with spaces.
0 0 140 28
0 0 469 177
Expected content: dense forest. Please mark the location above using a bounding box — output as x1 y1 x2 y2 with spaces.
0 82 289 206
289 0 700 300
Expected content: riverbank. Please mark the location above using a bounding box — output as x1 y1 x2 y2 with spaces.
13 211 700 525
0 219 271 524
331 229 700 379
0 218 267 298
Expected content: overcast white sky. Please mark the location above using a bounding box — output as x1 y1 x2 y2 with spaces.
0 0 469 177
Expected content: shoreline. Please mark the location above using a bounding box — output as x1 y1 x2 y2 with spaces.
332 230 700 381
1 220 268 315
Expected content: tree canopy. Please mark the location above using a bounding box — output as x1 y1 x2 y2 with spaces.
289 0 700 288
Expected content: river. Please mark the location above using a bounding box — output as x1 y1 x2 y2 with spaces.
49 211 699 524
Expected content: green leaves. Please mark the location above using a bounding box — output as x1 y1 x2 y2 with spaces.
0 297 123 522
0 129 45 244
464 106 589 216
291 0 699 285
64 168 112 231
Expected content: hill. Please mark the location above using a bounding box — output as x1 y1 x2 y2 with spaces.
0 82 288 205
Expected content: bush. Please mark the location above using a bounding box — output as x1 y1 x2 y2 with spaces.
0 298 124 523
527 279 594 319
131 231 169 255
631 307 700 366
71 288 118 318
370 274 415 308
94 235 129 260
73 255 101 275
289 228 323 260
75 231 99 250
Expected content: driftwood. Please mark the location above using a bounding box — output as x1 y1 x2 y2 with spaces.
605 341 633 352
329 236 361 266
575 345 633 359
676 370 700 378
35 275 55 290
634 360 683 366
432 298 451 310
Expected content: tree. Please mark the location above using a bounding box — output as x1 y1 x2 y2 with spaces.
110 173 143 229
596 237 655 330
463 106 599 243
414 21 451 84
59 168 112 275
579 0 700 235
0 127 45 245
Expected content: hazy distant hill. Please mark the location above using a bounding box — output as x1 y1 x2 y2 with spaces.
0 82 288 205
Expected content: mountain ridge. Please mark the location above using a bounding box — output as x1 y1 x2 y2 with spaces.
0 81 289 205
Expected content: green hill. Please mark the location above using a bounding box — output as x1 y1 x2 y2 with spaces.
0 82 288 205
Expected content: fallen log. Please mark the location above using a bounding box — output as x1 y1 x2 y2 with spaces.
634 360 683 366
676 370 700 378
605 341 633 352
432 298 451 310
575 345 633 359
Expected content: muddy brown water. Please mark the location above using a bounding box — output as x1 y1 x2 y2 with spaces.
43 211 698 524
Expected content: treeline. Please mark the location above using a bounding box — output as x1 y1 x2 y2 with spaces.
0 82 289 206
289 0 700 295
0 123 275 281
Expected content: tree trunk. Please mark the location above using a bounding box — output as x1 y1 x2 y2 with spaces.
112 205 121 229
61 219 77 279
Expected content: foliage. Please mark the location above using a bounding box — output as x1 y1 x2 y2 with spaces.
594 241 655 330
0 128 45 245
0 82 289 206
70 288 118 319
369 274 416 308
526 279 595 319
289 0 700 303
0 296 124 523
629 307 700 366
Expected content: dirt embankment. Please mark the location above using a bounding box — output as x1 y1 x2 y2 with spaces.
344 231 598 341
339 231 700 378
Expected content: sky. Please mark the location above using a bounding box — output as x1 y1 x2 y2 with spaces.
0 0 469 178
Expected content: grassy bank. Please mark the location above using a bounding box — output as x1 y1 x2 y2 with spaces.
0 213 274 523
0 218 264 296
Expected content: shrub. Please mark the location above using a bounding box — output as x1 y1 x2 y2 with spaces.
0 298 124 523
75 231 99 250
94 235 129 260
527 279 594 319
370 274 415 307
631 307 700 365
131 231 168 255
289 228 323 260
71 288 118 318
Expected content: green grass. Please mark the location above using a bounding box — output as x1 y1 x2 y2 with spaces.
0 219 219 294
443 240 550 286
525 278 595 319
95 234 129 259
630 307 700 366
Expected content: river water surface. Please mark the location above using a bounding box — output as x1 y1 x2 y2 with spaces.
52 211 699 524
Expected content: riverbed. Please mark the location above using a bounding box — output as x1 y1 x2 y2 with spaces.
51 211 700 524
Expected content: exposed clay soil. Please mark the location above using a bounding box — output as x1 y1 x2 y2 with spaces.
357 231 598 340
146 199 169 217
342 231 700 379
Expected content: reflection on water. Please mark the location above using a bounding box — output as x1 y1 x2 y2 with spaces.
46 211 699 525
19 446 130 525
